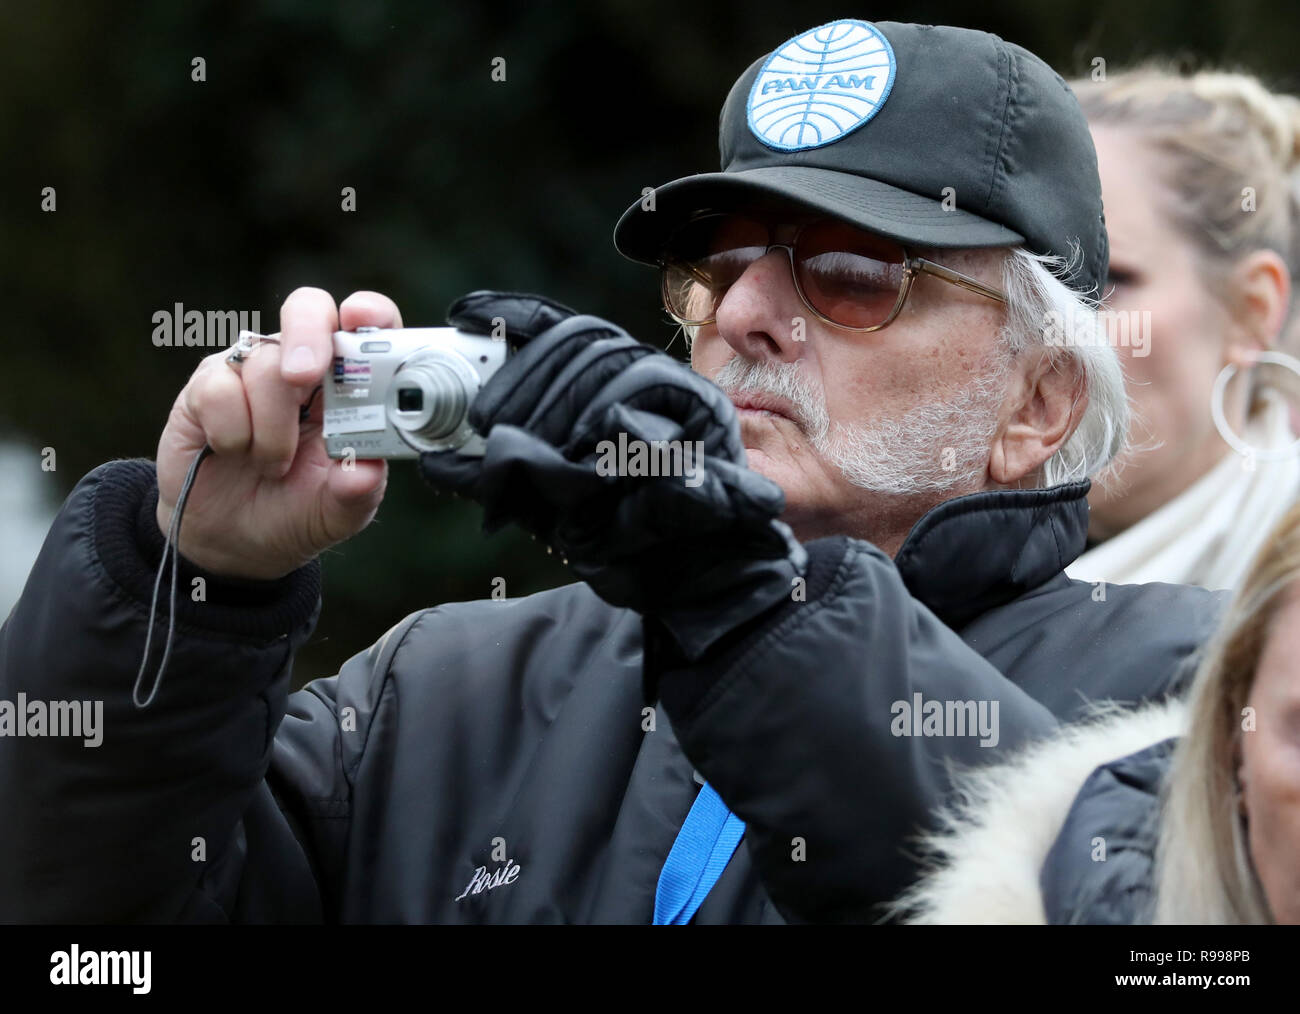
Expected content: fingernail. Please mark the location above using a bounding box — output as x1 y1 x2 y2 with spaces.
286 346 315 374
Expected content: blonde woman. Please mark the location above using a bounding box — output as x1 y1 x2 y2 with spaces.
1065 68 1300 590
891 498 1300 923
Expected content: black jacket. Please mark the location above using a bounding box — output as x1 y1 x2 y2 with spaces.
0 460 1223 923
1040 738 1174 924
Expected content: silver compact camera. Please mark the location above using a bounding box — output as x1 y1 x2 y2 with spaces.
322 326 507 459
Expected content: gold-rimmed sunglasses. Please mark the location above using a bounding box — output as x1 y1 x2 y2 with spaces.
659 212 1007 333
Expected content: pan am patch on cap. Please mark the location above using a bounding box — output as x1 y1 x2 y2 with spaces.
747 20 896 152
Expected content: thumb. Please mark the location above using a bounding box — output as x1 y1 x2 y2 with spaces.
319 458 388 540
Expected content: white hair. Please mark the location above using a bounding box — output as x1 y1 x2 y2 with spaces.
997 246 1130 486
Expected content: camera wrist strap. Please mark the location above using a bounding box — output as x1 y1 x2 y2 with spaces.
132 386 321 710
133 444 213 709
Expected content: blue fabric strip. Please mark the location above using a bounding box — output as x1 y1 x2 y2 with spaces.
653 782 747 925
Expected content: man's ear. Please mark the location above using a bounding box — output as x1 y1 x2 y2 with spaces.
1226 249 1291 364
989 349 1088 487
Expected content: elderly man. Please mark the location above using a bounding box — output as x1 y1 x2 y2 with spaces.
0 20 1222 925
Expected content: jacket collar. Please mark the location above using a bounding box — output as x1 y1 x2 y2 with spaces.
892 480 1090 629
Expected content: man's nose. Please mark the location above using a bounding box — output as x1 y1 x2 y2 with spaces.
713 248 805 364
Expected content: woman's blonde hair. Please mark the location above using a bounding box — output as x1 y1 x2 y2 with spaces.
1071 65 1300 350
1153 498 1300 922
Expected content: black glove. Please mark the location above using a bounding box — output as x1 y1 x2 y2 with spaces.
419 290 807 660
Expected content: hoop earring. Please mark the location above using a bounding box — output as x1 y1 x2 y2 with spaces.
1210 350 1300 462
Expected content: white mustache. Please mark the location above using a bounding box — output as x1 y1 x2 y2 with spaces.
710 357 829 439
706 353 1009 495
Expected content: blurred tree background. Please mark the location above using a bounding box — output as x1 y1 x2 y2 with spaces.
3 0 1298 684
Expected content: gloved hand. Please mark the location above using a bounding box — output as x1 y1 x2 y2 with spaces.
419 291 807 661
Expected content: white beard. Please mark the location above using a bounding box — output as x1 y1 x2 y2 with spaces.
709 354 1011 495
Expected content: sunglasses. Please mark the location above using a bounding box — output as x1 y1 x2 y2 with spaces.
659 212 1008 333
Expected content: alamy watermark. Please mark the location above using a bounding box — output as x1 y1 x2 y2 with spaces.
890 692 1000 747
50 946 150 993
594 432 705 488
0 694 102 747
1043 306 1151 357
152 303 262 348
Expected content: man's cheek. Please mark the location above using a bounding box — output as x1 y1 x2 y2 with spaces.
739 417 792 455
689 332 725 375
743 438 818 487
740 441 793 483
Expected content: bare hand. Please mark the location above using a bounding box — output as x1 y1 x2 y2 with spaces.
155 288 394 580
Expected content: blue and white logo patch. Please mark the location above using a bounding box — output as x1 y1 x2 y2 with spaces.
747 20 896 152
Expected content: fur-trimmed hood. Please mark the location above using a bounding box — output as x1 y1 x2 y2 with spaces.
887 695 1187 924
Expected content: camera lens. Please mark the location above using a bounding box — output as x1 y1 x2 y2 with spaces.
397 387 423 413
388 347 479 452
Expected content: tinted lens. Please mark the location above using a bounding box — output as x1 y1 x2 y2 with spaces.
794 222 906 329
661 215 769 324
660 214 909 330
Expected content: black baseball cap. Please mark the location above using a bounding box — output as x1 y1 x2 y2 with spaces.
613 19 1108 298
